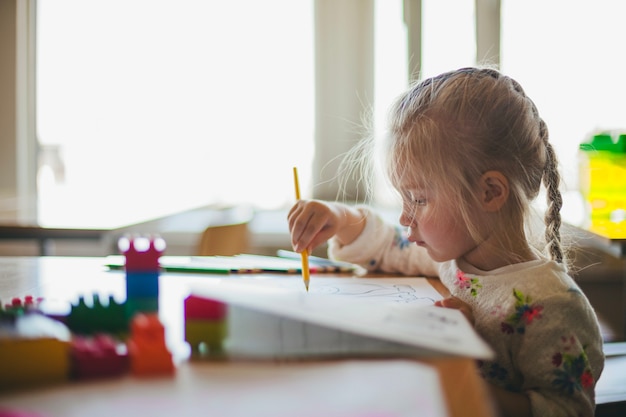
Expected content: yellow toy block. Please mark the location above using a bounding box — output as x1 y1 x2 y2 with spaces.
185 320 227 357
0 337 70 390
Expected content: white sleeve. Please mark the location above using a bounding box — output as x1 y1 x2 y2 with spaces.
327 207 439 277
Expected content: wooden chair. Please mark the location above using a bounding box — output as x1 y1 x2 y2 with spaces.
196 206 252 256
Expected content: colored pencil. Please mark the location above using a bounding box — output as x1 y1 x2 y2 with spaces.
292 167 310 291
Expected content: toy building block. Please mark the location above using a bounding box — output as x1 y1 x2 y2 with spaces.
0 313 71 390
184 295 228 358
119 235 165 272
70 334 129 379
66 294 127 335
125 297 158 320
0 338 70 390
125 270 159 318
185 321 227 358
1 296 43 322
120 235 165 319
185 294 227 320
125 271 159 298
6 295 42 311
127 313 174 376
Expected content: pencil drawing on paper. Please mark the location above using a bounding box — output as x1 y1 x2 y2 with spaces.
312 283 437 304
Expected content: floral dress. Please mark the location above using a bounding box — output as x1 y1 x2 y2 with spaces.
329 208 605 417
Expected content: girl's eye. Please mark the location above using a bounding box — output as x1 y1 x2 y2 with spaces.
404 192 427 207
401 190 427 207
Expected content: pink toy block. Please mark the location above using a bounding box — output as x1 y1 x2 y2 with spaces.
70 334 128 379
118 235 165 271
184 295 227 320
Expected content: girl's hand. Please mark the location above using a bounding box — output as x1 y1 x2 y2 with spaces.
434 296 475 326
287 200 366 253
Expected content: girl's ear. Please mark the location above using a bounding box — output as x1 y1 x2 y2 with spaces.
479 171 509 212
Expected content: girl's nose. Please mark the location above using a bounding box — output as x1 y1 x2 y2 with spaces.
399 210 414 228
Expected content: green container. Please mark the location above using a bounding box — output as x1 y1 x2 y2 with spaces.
579 133 626 237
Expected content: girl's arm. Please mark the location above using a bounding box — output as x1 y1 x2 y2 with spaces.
328 206 440 277
289 201 439 276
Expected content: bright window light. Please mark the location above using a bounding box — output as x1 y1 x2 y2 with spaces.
502 0 626 191
37 0 314 228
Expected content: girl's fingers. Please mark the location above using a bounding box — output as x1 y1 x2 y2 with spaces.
434 297 475 325
288 201 331 252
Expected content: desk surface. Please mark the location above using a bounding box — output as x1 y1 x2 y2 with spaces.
0 257 494 417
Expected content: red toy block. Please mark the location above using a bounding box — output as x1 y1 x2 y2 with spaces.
127 313 174 376
2 295 43 318
184 295 227 320
118 235 165 272
70 334 128 379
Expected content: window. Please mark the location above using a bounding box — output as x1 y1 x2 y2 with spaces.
37 1 619 229
37 0 314 228
501 0 626 223
421 0 475 78
501 0 626 191
374 0 476 207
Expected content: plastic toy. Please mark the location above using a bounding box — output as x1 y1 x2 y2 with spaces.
70 334 128 379
184 294 227 358
0 338 70 390
126 313 174 376
0 314 71 390
118 235 165 271
1 296 43 322
1 237 175 390
0 298 71 390
66 294 127 335
119 235 165 319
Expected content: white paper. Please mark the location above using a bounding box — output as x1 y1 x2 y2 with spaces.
191 277 494 360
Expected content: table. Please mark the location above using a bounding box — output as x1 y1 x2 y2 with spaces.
0 205 253 256
0 257 494 417
0 224 109 256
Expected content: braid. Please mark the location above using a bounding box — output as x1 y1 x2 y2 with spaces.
540 120 564 263
507 75 565 264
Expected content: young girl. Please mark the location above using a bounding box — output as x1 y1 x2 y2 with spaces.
288 67 604 417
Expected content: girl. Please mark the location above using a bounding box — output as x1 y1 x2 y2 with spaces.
288 67 604 417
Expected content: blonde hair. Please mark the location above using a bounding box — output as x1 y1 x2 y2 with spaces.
343 67 564 264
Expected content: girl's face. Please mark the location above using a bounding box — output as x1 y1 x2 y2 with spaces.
397 182 480 263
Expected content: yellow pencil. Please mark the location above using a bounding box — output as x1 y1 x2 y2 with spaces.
293 167 310 291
